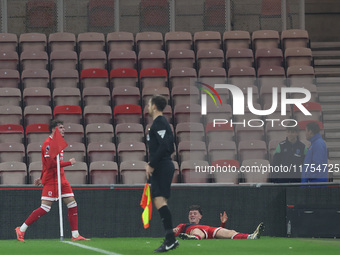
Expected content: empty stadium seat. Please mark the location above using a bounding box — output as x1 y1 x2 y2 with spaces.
287 65 315 85
194 31 221 51
208 140 237 162
84 105 112 125
136 31 163 51
112 86 141 106
205 104 232 124
0 124 24 143
235 125 265 142
64 162 87 184
238 140 267 162
87 142 116 163
19 33 47 52
113 104 142 125
110 68 138 89
64 123 84 143
20 51 48 71
90 161 118 184
265 122 287 143
50 50 78 71
51 69 79 89
48 32 76 52
281 29 309 49
26 143 43 164
226 48 254 69
86 123 114 144
205 122 234 143
165 31 192 51
0 88 21 106
23 87 50 107
180 160 209 183
169 67 197 89
211 159 240 184
228 66 256 87
115 123 144 144
255 48 283 68
241 159 270 183
0 50 18 70
167 49 195 70
285 47 313 68
21 69 50 89
198 67 227 85
77 32 105 52
79 50 107 70
24 105 51 125
257 66 286 88
138 50 166 70
0 69 20 89
53 87 81 106
117 141 146 163
63 142 86 163
0 142 25 162
0 33 18 52
107 32 134 51
172 86 199 107
252 30 280 50
81 68 109 89
53 105 82 124
223 31 251 51
25 123 49 144
178 141 207 163
83 87 111 106
174 104 201 125
120 160 147 184
0 161 27 184
108 50 137 70
140 68 167 89
28 161 42 183
176 122 205 144
197 48 224 70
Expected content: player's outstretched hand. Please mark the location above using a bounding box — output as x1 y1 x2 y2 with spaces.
69 158 76 165
34 178 42 186
220 211 228 224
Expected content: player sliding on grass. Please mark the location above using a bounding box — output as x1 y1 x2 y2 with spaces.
15 120 90 242
174 205 264 240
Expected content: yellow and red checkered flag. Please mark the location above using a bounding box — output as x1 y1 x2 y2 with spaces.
140 183 152 229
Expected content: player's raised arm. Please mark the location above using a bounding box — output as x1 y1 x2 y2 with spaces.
220 211 228 228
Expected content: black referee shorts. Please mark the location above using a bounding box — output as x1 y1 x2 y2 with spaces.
150 160 175 199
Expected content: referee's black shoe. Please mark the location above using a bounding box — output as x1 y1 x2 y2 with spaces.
154 239 179 253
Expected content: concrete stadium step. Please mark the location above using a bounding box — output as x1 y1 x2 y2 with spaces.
312 50 340 59
316 77 340 85
311 42 340 51
314 59 340 67
326 141 340 159
319 94 340 103
324 123 340 140
314 67 340 77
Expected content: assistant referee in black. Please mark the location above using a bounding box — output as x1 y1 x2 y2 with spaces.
145 95 179 253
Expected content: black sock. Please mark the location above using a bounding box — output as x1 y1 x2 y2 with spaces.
158 205 175 242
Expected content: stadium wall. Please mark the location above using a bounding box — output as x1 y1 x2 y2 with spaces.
1 185 339 240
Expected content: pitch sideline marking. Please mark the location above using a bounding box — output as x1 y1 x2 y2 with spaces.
63 241 122 255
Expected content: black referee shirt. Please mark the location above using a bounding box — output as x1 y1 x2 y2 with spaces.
147 115 174 169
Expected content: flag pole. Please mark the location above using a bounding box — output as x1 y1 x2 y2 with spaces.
57 154 64 241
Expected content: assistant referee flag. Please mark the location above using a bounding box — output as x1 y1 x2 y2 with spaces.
140 183 152 229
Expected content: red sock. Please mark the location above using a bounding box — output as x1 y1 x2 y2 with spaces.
68 206 78 231
194 234 202 240
232 233 249 239
24 207 48 226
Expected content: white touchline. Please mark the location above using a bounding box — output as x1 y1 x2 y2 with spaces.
63 241 122 255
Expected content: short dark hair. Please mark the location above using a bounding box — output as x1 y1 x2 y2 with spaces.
306 121 320 135
151 95 167 112
49 119 64 132
189 205 202 215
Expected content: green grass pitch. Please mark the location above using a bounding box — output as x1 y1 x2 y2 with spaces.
1 237 339 255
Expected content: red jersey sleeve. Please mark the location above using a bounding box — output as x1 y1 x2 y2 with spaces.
174 224 186 237
220 222 226 228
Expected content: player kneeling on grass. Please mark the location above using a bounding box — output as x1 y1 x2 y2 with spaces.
15 120 90 242
174 205 264 240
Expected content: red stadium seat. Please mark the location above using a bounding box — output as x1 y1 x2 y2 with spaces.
110 68 138 89
113 104 142 125
81 68 109 89
25 123 49 144
53 105 82 124
0 124 24 143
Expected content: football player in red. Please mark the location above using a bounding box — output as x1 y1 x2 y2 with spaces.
15 119 90 242
174 205 264 240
